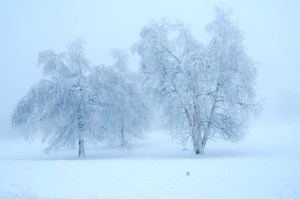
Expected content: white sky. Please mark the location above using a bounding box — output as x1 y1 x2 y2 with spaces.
0 0 299 136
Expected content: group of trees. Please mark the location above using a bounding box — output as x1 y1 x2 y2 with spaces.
133 7 259 154
12 40 148 158
12 6 259 157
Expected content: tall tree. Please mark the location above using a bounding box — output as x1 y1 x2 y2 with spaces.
199 7 259 153
12 39 98 158
89 50 149 147
133 7 259 154
133 19 206 154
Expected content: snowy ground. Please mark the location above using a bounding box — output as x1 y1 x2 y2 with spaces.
0 121 299 199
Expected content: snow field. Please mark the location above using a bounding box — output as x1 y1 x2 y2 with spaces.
1 157 299 199
0 122 299 199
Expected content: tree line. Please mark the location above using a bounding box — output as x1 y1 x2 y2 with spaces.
12 6 260 157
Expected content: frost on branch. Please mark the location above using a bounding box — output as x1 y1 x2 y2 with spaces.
12 41 148 157
133 6 260 154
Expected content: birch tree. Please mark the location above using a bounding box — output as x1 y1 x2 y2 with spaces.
133 7 259 154
199 7 259 153
133 19 206 154
89 50 149 147
12 39 100 158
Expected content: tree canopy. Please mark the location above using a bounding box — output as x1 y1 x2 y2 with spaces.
12 40 149 157
133 6 259 154
12 6 259 157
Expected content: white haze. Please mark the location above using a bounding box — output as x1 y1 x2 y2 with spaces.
1 1 300 199
0 0 300 135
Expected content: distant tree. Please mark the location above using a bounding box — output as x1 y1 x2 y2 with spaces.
12 39 100 158
89 49 149 147
133 7 259 154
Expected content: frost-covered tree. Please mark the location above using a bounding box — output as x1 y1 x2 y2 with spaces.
132 19 206 154
89 50 148 147
12 39 149 157
110 49 149 146
133 7 259 154
12 39 100 158
199 7 259 153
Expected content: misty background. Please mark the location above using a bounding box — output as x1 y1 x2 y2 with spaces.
1 0 299 137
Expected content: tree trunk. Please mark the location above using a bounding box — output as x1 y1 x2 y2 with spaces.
199 79 219 155
200 135 208 155
78 137 86 158
120 127 126 147
192 128 202 155
192 98 202 155
193 138 200 154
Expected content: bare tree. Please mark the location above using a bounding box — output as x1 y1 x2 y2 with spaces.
199 7 259 153
12 39 96 158
132 19 206 154
133 7 259 154
89 50 149 147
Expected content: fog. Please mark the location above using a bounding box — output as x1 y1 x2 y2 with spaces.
1 0 300 137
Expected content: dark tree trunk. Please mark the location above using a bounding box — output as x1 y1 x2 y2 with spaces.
200 136 208 155
192 129 202 155
191 99 202 155
78 138 86 158
120 127 126 147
